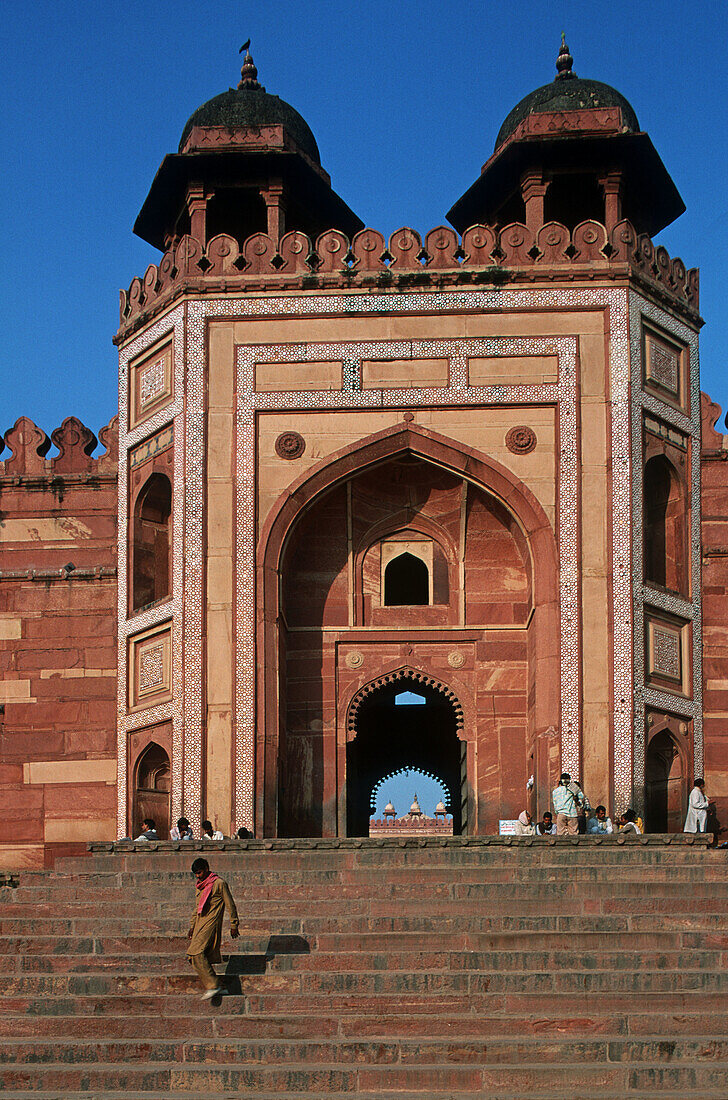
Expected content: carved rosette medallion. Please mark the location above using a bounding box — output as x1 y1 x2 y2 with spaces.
505 425 537 455
345 651 364 670
448 651 465 669
275 431 306 460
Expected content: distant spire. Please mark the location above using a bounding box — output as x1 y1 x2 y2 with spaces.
238 41 264 91
555 32 576 81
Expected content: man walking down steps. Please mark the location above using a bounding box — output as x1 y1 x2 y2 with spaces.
187 857 239 1000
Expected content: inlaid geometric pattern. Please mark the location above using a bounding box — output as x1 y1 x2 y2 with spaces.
129 340 174 430
117 307 185 835
138 644 165 694
129 622 172 710
140 357 166 406
648 340 680 395
129 425 173 470
629 290 703 805
172 286 637 833
652 629 681 680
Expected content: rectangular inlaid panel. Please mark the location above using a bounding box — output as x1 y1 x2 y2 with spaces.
468 355 558 386
129 424 174 469
255 360 343 392
129 621 173 711
361 358 449 389
643 324 687 411
129 338 174 430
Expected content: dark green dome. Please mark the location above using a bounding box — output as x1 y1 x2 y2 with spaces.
179 87 321 164
495 76 640 151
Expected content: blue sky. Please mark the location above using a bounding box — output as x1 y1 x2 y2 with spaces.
2 2 723 823
1 1 726 443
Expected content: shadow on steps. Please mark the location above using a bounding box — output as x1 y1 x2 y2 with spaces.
221 934 311 993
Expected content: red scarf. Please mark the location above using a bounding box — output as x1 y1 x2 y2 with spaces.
195 871 219 914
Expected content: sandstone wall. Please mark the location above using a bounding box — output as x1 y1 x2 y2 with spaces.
0 416 118 867
701 393 728 835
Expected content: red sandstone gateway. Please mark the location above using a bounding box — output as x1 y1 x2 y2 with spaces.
0 39 725 867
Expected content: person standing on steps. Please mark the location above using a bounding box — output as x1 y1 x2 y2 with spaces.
552 772 584 836
187 857 239 1000
684 778 709 833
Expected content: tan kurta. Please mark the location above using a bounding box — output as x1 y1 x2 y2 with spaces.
187 877 239 963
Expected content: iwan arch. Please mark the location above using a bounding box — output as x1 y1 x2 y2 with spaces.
112 41 705 841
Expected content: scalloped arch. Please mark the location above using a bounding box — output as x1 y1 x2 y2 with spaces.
347 666 465 740
370 765 453 813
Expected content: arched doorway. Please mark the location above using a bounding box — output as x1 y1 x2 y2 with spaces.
346 673 466 837
132 742 171 838
645 728 685 832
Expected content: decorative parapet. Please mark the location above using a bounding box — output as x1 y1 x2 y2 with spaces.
0 415 118 479
701 392 728 460
118 219 699 336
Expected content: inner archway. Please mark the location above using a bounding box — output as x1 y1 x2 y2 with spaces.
346 673 465 837
645 729 685 832
132 741 171 839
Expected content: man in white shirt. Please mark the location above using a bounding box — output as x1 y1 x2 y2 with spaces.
684 779 709 833
552 772 584 836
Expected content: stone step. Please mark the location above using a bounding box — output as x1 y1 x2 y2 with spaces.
15 862 728 884
2 1009 727 1040
4 988 727 1020
8 884 728 911
1 842 724 1098
3 1035 728 1068
3 911 728 938
0 928 694 956
1 967 726 999
4 947 723 978
3 1058 728 1097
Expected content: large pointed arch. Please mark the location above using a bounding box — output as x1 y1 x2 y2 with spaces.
258 421 557 606
255 420 560 837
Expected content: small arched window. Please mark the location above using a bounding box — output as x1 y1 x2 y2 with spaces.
384 552 429 606
644 455 685 593
132 473 172 611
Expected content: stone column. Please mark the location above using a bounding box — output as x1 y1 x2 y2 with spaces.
186 184 209 247
520 173 550 236
262 183 286 244
599 172 623 235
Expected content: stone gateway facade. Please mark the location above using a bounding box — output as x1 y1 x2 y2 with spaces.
2 42 728 865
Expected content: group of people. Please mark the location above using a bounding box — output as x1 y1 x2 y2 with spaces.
132 817 254 842
514 773 712 837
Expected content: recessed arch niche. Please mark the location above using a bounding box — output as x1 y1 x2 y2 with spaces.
259 423 559 838
132 741 171 839
131 472 172 611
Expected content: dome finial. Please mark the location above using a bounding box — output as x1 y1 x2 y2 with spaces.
238 40 264 91
555 31 576 81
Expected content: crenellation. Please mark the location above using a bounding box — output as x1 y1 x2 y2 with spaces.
118 219 700 336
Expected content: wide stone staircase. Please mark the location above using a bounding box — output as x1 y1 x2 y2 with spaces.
1 836 727 1098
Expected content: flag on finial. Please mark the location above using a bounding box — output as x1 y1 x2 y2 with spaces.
555 32 575 80
238 40 264 91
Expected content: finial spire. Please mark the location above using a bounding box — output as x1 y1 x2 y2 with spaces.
555 31 576 80
238 40 264 91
